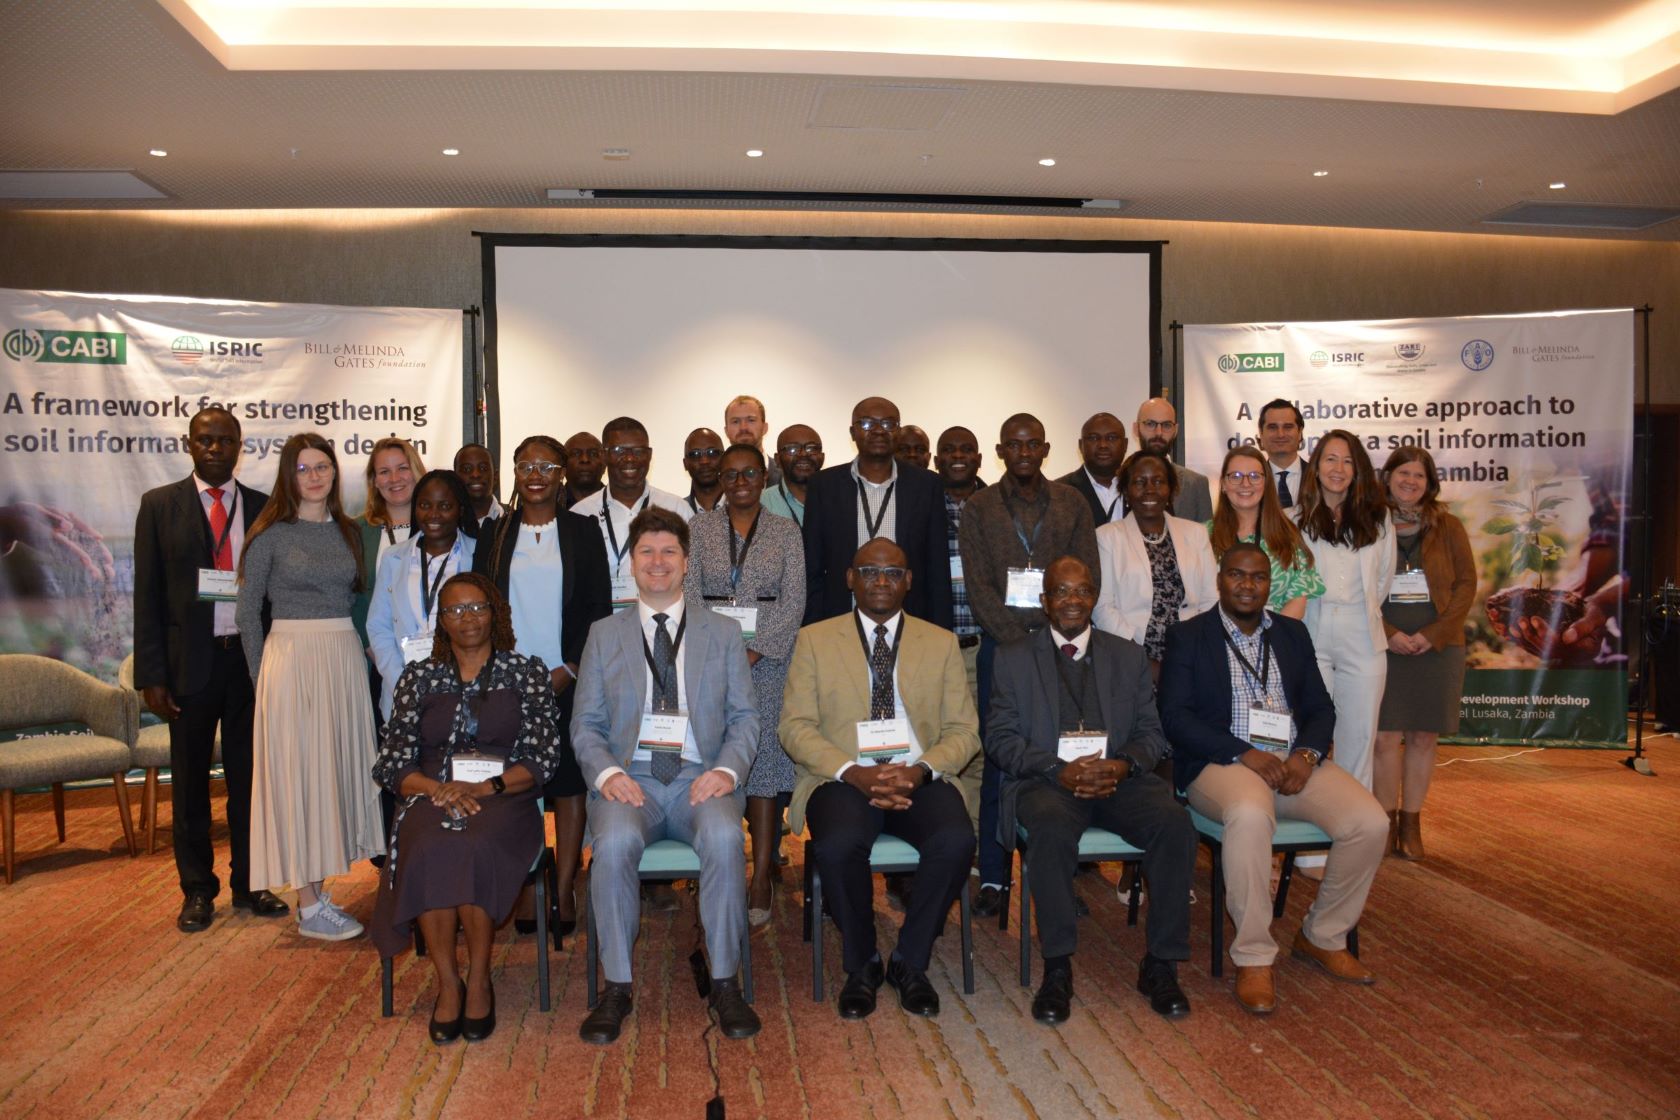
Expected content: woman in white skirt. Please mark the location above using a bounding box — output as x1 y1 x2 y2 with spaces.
237 433 384 940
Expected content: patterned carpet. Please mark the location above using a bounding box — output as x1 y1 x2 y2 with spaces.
1 735 1676 1119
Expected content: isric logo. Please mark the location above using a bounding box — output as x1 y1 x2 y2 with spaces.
3 327 126 364
172 335 206 363
1218 352 1285 373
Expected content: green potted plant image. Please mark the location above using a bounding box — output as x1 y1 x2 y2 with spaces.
1481 478 1586 662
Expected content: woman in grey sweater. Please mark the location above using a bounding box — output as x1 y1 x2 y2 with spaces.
237 433 384 940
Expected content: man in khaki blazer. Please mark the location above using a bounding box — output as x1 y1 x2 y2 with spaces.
781 537 979 1021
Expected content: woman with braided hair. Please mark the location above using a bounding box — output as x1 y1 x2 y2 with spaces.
472 434 612 944
370 572 560 1043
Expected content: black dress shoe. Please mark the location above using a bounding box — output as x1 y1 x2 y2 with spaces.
1136 955 1191 1019
231 889 290 917
514 915 538 934
885 959 940 1017
177 893 214 933
708 977 761 1040
1074 894 1090 919
971 884 1007 919
1032 968 1074 1024
579 983 634 1045
430 980 465 1044
837 959 884 1020
461 981 496 1042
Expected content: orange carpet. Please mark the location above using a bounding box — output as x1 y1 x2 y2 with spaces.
2 734 1677 1119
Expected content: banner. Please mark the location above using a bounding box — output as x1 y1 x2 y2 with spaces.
1183 310 1633 748
0 289 464 680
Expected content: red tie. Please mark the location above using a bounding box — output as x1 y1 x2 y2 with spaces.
1062 643 1078 659
207 487 233 571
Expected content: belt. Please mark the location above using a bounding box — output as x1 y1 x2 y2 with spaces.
957 634 981 649
212 634 242 650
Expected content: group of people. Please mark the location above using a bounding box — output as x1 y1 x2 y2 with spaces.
131 390 1477 1047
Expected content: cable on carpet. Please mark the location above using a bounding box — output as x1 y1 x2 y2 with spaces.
1437 747 1547 766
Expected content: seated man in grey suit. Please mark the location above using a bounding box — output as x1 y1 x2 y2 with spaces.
986 556 1197 1025
571 506 762 1045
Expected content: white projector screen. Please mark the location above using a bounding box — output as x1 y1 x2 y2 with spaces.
483 236 1159 494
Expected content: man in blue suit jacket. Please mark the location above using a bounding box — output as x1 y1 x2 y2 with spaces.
571 507 761 1045
1159 543 1388 1016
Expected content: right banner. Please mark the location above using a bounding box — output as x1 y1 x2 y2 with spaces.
1183 309 1634 748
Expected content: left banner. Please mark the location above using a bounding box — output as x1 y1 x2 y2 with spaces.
0 288 464 678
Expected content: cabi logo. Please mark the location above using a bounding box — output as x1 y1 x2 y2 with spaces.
1217 353 1285 373
171 335 205 363
3 327 126 364
1461 339 1495 371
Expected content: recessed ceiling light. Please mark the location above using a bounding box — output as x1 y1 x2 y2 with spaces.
442 148 460 156
746 149 764 158
1312 169 1330 177
1038 157 1056 167
1549 181 1567 189
149 149 168 158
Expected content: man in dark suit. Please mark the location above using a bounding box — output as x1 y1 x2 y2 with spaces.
1159 542 1388 1014
987 556 1196 1024
802 396 952 627
133 406 288 932
1056 412 1128 528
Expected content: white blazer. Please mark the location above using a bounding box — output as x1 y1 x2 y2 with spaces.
366 532 474 720
1092 514 1219 646
1299 514 1396 656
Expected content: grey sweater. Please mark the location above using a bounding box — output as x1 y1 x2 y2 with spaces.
236 518 361 680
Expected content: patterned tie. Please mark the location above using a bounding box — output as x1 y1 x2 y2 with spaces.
869 623 895 720
207 487 233 571
650 613 681 784
1062 643 1078 660
1275 469 1293 508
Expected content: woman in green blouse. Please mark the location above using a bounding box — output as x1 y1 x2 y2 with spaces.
1206 445 1323 618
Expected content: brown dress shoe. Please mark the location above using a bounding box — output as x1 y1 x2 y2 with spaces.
1396 811 1425 861
1386 810 1400 857
1234 965 1275 1014
1291 931 1375 984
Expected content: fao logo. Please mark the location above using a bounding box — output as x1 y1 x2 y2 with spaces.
1461 339 1495 371
172 335 205 364
1217 354 1239 373
3 328 44 361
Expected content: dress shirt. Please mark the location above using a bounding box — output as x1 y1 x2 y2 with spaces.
762 481 806 529
833 610 934 780
570 483 690 580
194 474 245 637
1050 624 1093 660
507 521 566 674
1270 454 1302 509
944 489 980 637
850 458 899 546
1314 537 1367 605
1217 607 1293 748
402 533 473 636
1085 468 1123 524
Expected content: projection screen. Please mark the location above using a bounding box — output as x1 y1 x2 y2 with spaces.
482 235 1160 493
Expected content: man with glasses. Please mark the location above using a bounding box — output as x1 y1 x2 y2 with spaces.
562 431 605 509
958 413 1099 918
1257 399 1307 509
761 424 823 529
1057 412 1129 527
681 427 726 515
571 417 689 615
780 537 979 1020
723 394 781 486
1135 398 1213 522
894 424 932 472
802 396 952 627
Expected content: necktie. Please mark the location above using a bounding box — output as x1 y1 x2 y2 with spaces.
1276 470 1293 508
869 623 895 720
1062 643 1078 659
650 613 680 784
207 487 232 571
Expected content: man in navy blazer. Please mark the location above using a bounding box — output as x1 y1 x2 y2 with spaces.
1159 543 1388 1015
802 396 952 627
133 406 287 931
571 506 761 1046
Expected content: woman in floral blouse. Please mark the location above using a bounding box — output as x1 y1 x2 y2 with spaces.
1206 445 1324 618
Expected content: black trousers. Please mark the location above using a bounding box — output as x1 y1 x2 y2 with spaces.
169 640 254 899
806 778 975 974
1016 771 1195 962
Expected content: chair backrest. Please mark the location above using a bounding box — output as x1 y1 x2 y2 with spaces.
0 654 137 743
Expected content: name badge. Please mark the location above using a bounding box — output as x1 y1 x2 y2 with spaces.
636 711 689 760
856 717 918 765
1056 731 1107 763
451 753 505 783
1389 568 1430 604
1005 567 1044 608
949 554 964 582
611 574 638 614
400 632 434 664
711 604 758 642
1248 706 1293 754
197 568 238 602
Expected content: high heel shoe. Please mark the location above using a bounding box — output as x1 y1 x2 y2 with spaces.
462 979 496 1042
429 979 465 1044
747 880 775 928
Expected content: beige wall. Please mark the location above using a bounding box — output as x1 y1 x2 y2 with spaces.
1 206 1675 402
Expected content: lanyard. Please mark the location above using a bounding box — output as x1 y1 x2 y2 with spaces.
727 509 761 591
777 482 802 529
686 493 719 515
640 610 688 691
857 478 895 541
417 542 455 624
1008 488 1049 562
202 487 239 562
1222 627 1273 693
602 495 650 566
1104 496 1120 522
384 522 405 546
854 611 905 683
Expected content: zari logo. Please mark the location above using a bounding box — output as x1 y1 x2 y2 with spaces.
3 328 127 364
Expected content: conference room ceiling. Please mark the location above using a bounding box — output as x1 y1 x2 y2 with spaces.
2 0 1679 240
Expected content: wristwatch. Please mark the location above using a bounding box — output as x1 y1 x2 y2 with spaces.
489 774 507 795
1291 747 1323 767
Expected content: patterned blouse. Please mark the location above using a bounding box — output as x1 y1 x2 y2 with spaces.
1204 523 1327 612
371 650 562 793
1142 530 1186 661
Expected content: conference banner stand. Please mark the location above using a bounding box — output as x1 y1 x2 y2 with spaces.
1182 309 1636 749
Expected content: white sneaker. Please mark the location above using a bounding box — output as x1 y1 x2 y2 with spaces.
299 899 364 941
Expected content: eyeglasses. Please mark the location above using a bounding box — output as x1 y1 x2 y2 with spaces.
684 448 723 461
605 445 651 461
1224 470 1265 484
854 565 908 583
513 460 561 477
294 463 335 478
1138 419 1177 433
778 442 822 456
439 601 491 618
1047 584 1097 601
721 468 763 484
854 418 900 433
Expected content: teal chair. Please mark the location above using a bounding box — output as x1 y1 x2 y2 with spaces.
801 834 975 1001
1187 807 1358 977
1014 825 1145 987
584 839 754 1007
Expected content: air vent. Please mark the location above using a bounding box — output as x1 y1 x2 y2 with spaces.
1481 201 1680 231
0 170 168 200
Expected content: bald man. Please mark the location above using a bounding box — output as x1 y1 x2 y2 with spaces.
1134 398 1212 522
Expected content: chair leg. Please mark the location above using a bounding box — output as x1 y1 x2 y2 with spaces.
742 906 754 1005
801 841 814 943
534 850 552 1013
810 866 825 1003
112 774 137 857
1126 862 1142 926
1017 854 1032 989
585 891 599 1009
143 768 159 855
1275 852 1297 918
960 879 975 995
52 783 66 843
1209 843 1226 979
2 789 14 885
381 956 394 1017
